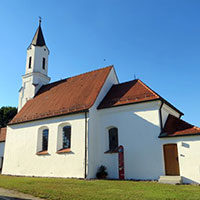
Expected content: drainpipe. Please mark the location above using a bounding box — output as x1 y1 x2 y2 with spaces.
84 111 88 179
159 101 164 132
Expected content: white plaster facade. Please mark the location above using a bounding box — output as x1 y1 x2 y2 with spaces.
3 113 86 178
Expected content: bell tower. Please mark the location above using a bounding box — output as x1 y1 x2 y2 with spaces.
18 19 50 111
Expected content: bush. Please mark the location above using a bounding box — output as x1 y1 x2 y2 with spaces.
96 165 108 179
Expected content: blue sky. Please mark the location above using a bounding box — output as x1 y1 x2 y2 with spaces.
0 0 200 126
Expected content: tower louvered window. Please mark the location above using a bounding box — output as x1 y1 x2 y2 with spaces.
42 57 45 70
29 57 32 69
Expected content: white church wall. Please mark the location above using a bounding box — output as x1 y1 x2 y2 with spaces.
18 75 34 110
96 101 164 180
87 68 118 179
161 103 181 127
2 113 86 178
160 136 200 184
0 142 5 169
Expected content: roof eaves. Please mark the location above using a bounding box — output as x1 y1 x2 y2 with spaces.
159 132 200 138
9 109 89 126
98 98 160 110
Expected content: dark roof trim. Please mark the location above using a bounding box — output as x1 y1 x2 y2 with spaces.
138 80 183 116
161 98 184 116
159 132 200 138
9 109 89 126
98 95 183 117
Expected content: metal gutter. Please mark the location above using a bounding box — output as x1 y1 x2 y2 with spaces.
84 111 88 179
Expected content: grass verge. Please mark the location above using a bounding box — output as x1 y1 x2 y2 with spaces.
0 175 200 200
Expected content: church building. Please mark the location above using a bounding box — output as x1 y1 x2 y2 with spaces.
2 21 200 184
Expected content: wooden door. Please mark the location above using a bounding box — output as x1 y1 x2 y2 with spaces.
163 144 180 175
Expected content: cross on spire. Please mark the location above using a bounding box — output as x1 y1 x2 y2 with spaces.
39 16 42 25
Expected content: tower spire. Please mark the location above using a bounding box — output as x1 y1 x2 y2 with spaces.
18 20 50 111
30 17 46 47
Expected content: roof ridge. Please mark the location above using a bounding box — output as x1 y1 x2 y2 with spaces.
10 65 114 125
112 79 137 86
40 65 114 88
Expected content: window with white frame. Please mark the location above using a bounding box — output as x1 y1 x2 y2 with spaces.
37 127 49 155
57 123 72 153
62 126 71 149
42 129 49 151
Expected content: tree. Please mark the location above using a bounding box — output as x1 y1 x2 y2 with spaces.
0 106 17 128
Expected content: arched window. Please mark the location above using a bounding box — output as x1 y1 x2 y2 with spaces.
42 57 45 70
28 56 32 69
109 127 118 151
62 126 71 149
42 129 49 151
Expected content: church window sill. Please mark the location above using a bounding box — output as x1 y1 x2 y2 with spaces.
104 149 118 154
36 150 48 155
57 148 71 154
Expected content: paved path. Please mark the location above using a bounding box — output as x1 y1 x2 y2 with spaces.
0 188 43 200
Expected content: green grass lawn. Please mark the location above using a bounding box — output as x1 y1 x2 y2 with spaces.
0 175 200 200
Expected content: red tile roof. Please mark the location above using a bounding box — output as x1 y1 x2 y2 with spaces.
160 114 200 137
98 79 160 109
10 66 113 125
98 79 183 116
98 79 183 115
0 127 7 142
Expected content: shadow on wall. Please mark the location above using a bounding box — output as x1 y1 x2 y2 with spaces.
114 108 163 180
182 176 200 184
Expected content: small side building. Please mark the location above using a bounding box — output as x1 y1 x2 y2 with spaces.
0 127 6 172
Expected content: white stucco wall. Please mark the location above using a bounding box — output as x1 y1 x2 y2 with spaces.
2 113 86 178
87 67 118 178
89 98 200 184
0 142 5 169
160 136 200 184
95 101 164 180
